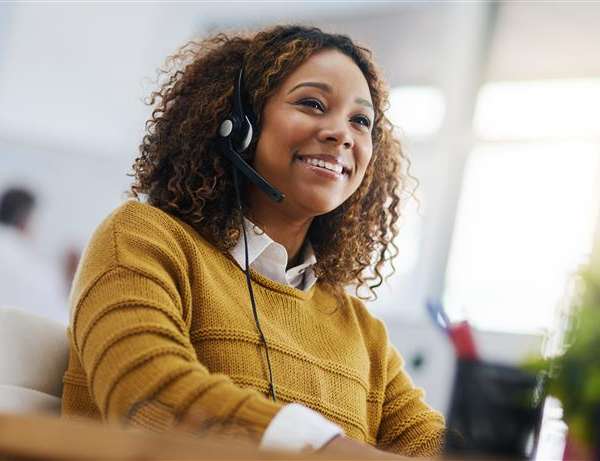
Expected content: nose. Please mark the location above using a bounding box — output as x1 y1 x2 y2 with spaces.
317 117 353 150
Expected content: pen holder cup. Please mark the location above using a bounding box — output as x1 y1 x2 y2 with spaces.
443 358 546 460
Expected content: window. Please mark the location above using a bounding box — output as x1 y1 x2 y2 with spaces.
444 80 600 333
387 86 446 139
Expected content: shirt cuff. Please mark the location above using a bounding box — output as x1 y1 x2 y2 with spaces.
259 403 344 453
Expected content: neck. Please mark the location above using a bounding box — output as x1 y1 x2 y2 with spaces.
247 200 312 269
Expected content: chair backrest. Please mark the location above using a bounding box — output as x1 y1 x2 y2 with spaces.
0 307 69 415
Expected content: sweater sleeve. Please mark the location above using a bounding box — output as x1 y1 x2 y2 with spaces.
376 343 446 457
69 203 283 441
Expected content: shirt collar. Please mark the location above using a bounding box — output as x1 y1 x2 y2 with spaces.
229 218 317 291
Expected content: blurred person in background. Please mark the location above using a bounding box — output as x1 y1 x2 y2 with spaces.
0 186 68 324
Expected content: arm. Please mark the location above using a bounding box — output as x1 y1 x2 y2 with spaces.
376 344 446 457
70 206 283 441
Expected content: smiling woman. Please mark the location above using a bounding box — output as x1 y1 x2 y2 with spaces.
248 49 375 266
60 25 445 458
129 26 407 297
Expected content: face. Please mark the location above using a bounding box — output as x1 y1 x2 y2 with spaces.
249 48 374 220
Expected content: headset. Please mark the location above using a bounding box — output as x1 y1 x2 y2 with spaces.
217 68 284 203
217 66 284 402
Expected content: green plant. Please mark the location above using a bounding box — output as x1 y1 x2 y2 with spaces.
529 263 600 450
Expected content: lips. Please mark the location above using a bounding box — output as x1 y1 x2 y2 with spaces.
294 153 351 176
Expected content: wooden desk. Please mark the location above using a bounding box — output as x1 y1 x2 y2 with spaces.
0 413 405 461
0 412 270 460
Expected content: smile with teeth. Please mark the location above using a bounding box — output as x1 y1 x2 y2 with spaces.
297 156 347 175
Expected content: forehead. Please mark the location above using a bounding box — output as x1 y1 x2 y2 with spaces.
279 49 373 105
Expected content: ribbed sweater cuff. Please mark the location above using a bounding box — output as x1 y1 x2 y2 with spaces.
232 395 283 441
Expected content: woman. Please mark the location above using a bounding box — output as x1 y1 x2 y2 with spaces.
61 25 445 457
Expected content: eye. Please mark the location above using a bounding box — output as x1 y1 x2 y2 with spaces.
297 98 325 112
352 114 372 129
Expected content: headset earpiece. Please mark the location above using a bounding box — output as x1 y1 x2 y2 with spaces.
218 111 252 154
216 66 284 203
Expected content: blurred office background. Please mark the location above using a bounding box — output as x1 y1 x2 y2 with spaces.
1 1 599 423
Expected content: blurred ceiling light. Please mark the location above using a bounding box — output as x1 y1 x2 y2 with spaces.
387 86 446 139
474 79 600 141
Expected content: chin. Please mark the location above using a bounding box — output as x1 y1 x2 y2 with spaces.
295 196 344 217
284 183 351 217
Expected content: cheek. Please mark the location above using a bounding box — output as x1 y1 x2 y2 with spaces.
257 112 309 159
356 141 373 177
278 112 317 148
347 143 373 192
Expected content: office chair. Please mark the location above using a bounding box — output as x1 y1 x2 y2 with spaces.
0 307 68 415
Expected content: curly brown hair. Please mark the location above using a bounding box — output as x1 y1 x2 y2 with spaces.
131 24 415 300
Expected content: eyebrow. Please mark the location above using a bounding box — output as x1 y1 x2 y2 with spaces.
288 81 374 110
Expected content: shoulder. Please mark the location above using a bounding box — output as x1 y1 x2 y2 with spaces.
78 200 217 285
347 294 389 337
102 199 188 236
343 295 410 376
71 200 221 313
93 199 213 257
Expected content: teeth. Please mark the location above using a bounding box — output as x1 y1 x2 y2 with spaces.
301 157 344 174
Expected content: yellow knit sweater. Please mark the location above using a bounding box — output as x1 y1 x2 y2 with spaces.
61 200 445 456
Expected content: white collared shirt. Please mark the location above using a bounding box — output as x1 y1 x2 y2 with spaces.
228 218 344 452
229 218 318 291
